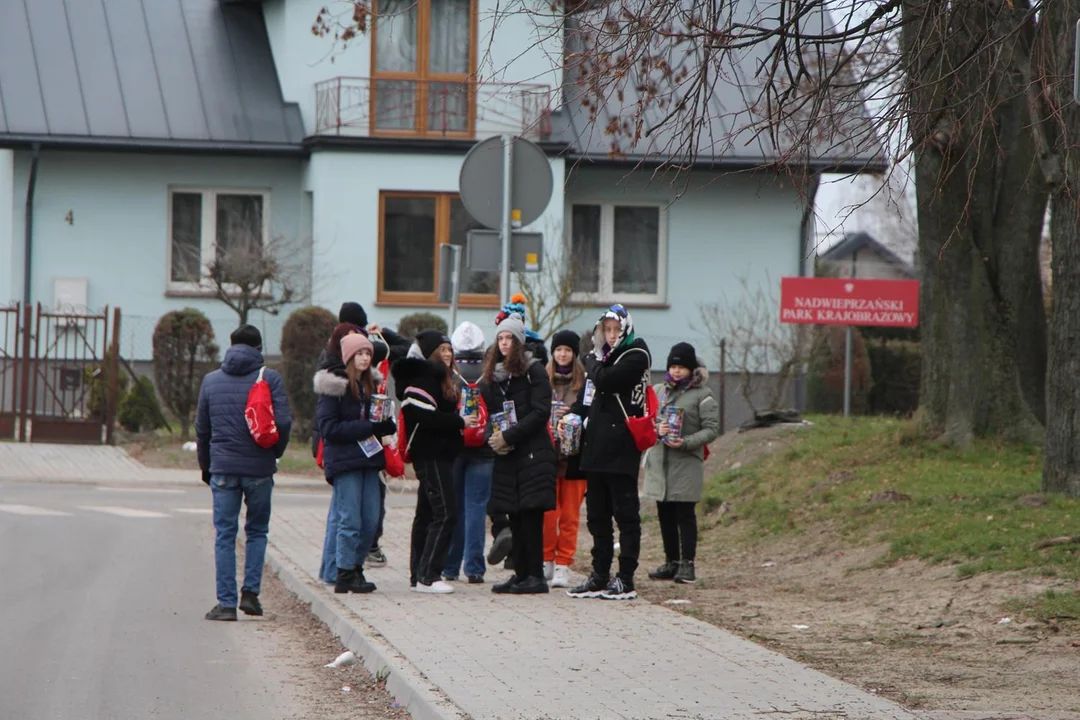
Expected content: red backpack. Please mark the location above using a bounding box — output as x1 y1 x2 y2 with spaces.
245 367 279 449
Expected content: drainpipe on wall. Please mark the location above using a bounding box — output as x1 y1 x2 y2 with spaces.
794 172 821 412
23 143 41 307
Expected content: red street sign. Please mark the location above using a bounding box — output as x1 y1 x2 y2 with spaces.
780 277 920 327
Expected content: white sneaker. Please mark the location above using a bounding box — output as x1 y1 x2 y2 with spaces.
551 565 570 588
543 561 555 581
413 580 454 594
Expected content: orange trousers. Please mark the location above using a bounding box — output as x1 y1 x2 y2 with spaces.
543 477 587 566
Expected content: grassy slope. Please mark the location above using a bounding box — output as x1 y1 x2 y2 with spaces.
702 415 1080 615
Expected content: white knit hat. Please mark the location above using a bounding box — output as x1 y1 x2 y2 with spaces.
451 321 485 353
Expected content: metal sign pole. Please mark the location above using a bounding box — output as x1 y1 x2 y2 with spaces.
448 245 462 331
499 135 513 305
843 326 852 418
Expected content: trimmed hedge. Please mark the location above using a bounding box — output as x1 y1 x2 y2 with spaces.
152 308 219 440
280 305 338 441
397 312 447 341
865 339 921 417
119 376 167 433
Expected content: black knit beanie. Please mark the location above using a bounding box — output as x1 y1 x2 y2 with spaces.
230 324 262 350
416 329 452 360
338 302 368 328
550 329 581 358
666 342 699 370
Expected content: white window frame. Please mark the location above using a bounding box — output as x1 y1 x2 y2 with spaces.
567 201 668 305
166 187 271 292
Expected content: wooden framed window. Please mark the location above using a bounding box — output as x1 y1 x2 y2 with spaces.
167 188 269 291
568 202 667 305
378 191 499 305
370 0 477 137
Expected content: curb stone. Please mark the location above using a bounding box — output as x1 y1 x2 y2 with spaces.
266 546 468 720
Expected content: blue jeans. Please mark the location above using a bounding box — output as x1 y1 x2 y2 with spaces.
320 484 339 583
211 474 273 608
443 457 493 578
333 469 383 571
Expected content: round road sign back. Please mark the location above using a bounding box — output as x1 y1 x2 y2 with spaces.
458 136 554 230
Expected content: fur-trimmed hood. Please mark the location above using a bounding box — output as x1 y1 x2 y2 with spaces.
688 365 709 389
313 367 384 397
664 366 709 392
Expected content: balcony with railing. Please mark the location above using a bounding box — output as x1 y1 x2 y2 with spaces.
314 77 552 142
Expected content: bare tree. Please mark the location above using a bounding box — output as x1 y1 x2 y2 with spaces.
202 204 310 326
698 276 816 415
310 1 1080 488
514 222 587 339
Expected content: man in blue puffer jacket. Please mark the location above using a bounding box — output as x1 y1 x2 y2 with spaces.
195 325 292 621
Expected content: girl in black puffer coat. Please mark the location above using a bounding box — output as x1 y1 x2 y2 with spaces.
480 315 557 595
392 330 479 595
315 333 397 595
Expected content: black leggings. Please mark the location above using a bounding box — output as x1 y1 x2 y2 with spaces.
508 509 545 579
656 501 697 562
410 458 456 585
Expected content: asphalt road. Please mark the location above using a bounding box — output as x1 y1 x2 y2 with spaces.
0 481 341 720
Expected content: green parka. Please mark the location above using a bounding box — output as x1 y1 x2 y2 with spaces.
643 367 720 503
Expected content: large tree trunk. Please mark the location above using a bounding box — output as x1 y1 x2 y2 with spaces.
903 0 1047 445
1042 1 1080 495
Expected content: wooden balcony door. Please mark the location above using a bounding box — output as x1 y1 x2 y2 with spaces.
371 0 477 137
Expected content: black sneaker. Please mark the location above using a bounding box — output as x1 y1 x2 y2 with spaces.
492 574 524 594
648 561 679 580
205 604 237 621
566 573 608 598
508 576 549 595
239 590 263 616
674 560 696 584
487 528 513 565
467 574 485 584
600 576 637 600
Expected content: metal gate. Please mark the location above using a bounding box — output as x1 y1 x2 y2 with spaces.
0 303 122 444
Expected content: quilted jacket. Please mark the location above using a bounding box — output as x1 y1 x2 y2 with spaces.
195 344 292 477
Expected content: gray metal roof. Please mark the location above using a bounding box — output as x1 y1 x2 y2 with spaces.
820 231 915 277
0 0 304 152
553 1 885 171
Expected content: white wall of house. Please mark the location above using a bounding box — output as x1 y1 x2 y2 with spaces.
262 0 563 137
306 148 565 333
563 167 806 367
8 150 308 360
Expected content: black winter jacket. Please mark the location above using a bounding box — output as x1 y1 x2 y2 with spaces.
577 337 652 477
392 356 465 461
314 368 395 481
480 357 557 513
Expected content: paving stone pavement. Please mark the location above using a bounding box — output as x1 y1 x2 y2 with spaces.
269 501 927 720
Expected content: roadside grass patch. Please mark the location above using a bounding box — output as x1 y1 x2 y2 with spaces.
702 415 1080 578
1008 589 1080 620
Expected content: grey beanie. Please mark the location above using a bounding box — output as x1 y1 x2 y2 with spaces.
495 315 526 347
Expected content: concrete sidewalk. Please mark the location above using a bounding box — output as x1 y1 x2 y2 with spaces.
268 502 927 720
